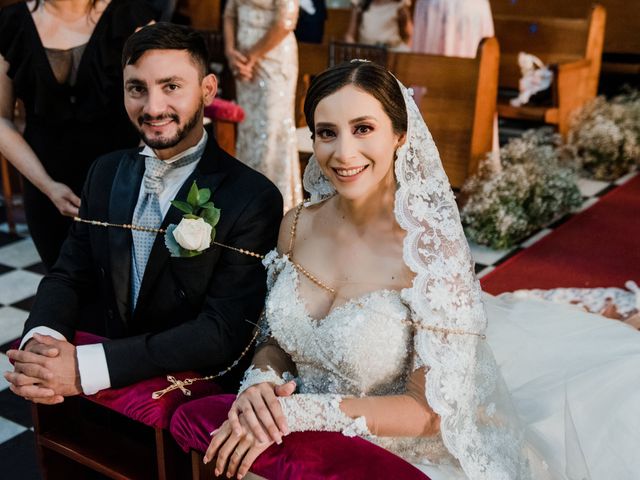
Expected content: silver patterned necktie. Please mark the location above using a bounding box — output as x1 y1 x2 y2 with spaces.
130 142 206 308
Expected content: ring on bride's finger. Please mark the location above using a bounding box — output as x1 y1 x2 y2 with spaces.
233 449 242 457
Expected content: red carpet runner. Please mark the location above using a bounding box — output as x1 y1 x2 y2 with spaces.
481 175 640 294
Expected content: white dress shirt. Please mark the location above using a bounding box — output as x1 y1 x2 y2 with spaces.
20 131 207 395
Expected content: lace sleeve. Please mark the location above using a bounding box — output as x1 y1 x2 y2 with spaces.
274 0 299 31
279 394 372 437
277 367 441 439
238 336 297 393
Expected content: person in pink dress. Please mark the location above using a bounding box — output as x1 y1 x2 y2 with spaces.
412 0 494 58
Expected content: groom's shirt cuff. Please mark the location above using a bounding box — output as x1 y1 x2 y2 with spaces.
20 327 66 349
76 344 112 395
19 327 111 395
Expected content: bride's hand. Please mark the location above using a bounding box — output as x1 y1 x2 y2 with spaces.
228 380 296 444
205 417 273 479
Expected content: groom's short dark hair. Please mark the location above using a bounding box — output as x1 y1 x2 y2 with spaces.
122 22 209 78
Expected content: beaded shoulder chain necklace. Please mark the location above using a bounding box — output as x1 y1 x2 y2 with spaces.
285 204 486 340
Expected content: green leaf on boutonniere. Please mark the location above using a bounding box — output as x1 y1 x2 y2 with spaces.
200 202 216 209
171 200 193 214
187 181 199 207
197 188 211 206
184 213 200 220
210 227 216 241
164 224 182 257
202 206 221 227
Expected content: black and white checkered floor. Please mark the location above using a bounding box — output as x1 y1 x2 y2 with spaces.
0 171 636 478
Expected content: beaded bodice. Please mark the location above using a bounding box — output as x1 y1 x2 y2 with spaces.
264 250 413 396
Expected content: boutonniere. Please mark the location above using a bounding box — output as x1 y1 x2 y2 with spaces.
165 181 221 257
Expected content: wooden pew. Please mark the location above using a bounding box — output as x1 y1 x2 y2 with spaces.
490 0 640 57
328 41 388 67
32 398 190 480
389 37 500 188
176 0 221 30
295 42 330 128
323 8 352 43
493 4 606 137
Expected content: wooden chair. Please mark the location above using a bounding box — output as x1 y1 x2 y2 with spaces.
493 4 607 137
389 37 500 188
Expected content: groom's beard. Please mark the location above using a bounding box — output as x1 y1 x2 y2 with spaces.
137 100 204 150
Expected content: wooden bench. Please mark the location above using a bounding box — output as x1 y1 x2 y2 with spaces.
389 37 500 188
295 42 329 129
490 0 639 57
492 4 607 137
491 0 639 91
176 0 221 30
323 7 352 43
32 398 190 480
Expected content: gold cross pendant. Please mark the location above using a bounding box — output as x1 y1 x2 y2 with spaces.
151 375 195 399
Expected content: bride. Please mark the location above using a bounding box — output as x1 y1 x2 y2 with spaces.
203 61 640 479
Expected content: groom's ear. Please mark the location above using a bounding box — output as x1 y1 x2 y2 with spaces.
202 73 218 106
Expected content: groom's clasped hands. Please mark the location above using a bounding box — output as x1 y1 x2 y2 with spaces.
205 380 296 479
4 333 81 404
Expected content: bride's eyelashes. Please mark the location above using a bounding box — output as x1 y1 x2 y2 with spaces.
314 124 375 140
315 128 335 140
353 124 374 135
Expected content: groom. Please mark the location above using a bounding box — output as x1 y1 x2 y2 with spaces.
4 23 282 403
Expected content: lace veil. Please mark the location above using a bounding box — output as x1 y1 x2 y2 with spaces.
303 81 532 478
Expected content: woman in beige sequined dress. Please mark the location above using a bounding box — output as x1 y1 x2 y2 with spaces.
224 0 302 211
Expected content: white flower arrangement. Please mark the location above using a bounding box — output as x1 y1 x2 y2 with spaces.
461 129 582 250
565 89 640 181
165 181 221 257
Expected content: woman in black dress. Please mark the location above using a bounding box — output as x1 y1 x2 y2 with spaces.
0 0 156 268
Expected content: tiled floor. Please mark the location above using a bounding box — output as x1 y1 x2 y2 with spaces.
0 172 634 478
0 228 43 479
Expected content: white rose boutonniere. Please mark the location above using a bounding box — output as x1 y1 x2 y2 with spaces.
172 218 212 251
165 181 221 257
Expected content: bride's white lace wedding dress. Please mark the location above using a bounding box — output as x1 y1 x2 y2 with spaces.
234 73 640 479
251 249 640 479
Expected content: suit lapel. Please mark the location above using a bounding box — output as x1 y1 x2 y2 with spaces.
134 136 228 315
109 152 144 323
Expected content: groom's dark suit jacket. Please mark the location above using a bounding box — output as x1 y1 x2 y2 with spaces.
23 136 283 388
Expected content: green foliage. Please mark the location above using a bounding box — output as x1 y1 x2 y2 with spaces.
461 129 582 250
170 181 220 228
565 89 640 181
